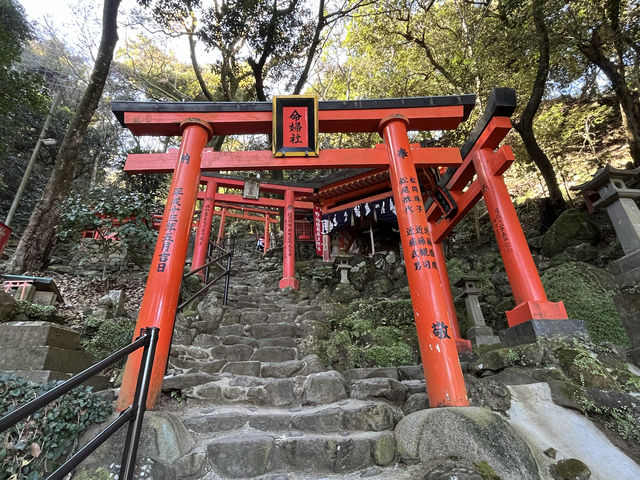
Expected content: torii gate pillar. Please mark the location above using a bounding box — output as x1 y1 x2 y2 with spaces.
380 115 468 407
118 119 213 410
217 207 227 245
264 213 271 252
192 181 217 278
473 148 568 326
279 188 299 290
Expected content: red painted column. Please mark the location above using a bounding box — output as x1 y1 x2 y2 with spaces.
192 181 217 278
216 207 227 245
279 188 299 290
473 148 567 326
264 213 271 253
117 119 213 410
430 234 472 353
380 115 468 407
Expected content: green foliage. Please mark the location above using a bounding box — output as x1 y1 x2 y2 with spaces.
578 396 640 444
80 316 136 365
5 301 58 323
318 298 418 370
0 374 112 479
541 263 630 346
57 185 158 274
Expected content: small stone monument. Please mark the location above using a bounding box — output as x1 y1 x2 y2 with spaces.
572 164 640 285
454 275 500 346
335 253 352 284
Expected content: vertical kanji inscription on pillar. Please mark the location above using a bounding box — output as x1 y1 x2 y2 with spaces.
380 114 468 408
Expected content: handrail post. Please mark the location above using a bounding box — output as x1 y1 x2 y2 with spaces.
119 327 159 480
223 237 234 306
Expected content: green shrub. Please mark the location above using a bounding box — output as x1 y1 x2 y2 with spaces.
318 298 419 370
5 301 58 323
80 317 136 364
541 263 630 346
0 374 112 479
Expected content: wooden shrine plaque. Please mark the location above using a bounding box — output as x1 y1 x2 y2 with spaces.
272 95 319 157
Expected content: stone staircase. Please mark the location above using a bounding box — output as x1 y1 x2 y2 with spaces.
161 246 427 479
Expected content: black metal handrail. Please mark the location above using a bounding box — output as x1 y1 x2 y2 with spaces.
178 236 235 310
0 327 159 480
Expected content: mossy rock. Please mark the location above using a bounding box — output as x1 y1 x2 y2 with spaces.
541 208 600 257
541 262 630 346
555 346 617 389
549 458 591 480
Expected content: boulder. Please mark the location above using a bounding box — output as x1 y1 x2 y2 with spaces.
395 407 541 480
76 412 194 477
0 291 16 321
541 209 600 257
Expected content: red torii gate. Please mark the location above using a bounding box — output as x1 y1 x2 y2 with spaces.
113 90 571 412
188 175 313 285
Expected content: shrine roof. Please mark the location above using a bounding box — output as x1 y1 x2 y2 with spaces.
112 95 476 127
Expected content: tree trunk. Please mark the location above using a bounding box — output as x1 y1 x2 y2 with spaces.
515 125 566 214
8 0 121 273
513 0 566 220
580 28 640 167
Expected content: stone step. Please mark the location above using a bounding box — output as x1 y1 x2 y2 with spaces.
207 431 396 478
182 400 402 435
205 430 396 478
248 323 299 339
183 371 348 407
257 337 298 348
251 346 298 362
169 357 226 374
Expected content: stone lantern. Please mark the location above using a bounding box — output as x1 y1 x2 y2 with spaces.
335 253 352 284
454 275 500 346
572 164 640 285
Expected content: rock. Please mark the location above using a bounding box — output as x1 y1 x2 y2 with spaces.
417 458 485 480
302 370 347 405
344 367 399 381
403 393 429 414
211 344 254 361
207 434 274 478
549 458 591 480
162 373 219 391
332 283 359 303
196 292 224 328
222 361 261 376
261 360 307 378
251 346 297 362
249 323 298 339
350 378 409 405
541 209 600 257
342 402 401 431
372 431 396 466
299 319 330 339
77 412 193 475
221 335 258 347
464 375 512 412
395 407 541 480
368 277 392 295
398 365 424 381
107 289 126 317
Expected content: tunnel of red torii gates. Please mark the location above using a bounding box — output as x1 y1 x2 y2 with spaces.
112 88 579 412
